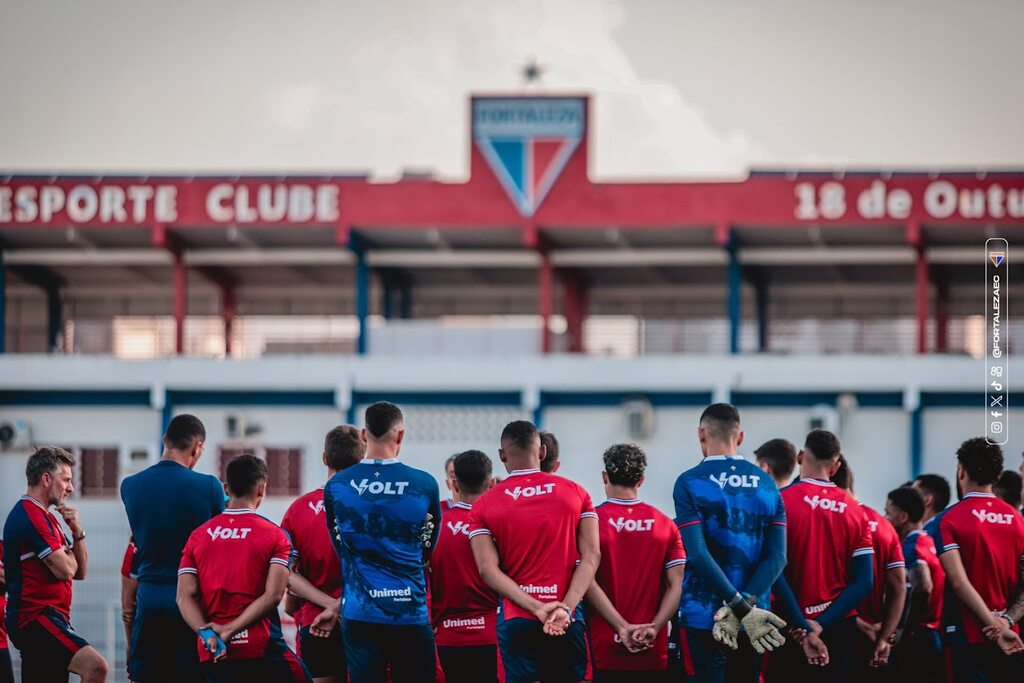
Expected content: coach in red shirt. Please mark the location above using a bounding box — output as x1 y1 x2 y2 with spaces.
469 420 601 683
926 437 1024 682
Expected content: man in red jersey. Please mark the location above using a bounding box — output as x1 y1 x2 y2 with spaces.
177 454 311 683
469 420 601 683
2 447 109 683
282 425 366 683
832 456 906 676
121 538 139 680
0 540 12 683
767 431 875 683
430 449 499 683
586 443 685 683
884 486 945 683
925 437 1024 682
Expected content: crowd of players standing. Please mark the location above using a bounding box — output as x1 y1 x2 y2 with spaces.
0 401 1023 683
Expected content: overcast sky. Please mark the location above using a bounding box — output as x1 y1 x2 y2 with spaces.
2 0 1022 180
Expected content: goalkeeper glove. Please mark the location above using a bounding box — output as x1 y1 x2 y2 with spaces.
712 605 741 650
740 607 787 654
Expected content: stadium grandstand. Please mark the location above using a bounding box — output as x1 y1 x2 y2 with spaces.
1 95 1023 680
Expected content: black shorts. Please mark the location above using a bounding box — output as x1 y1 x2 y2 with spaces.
298 624 346 678
201 645 311 683
130 581 202 682
7 607 89 683
0 647 14 683
437 644 498 683
497 617 587 683
945 629 1024 683
342 619 436 683
592 669 668 683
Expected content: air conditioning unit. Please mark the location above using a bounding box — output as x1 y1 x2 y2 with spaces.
0 419 33 452
808 404 839 433
226 414 263 439
622 397 656 441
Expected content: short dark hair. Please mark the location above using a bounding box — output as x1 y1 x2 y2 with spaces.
163 414 206 451
994 470 1023 509
365 402 403 439
699 403 741 440
225 453 268 497
914 474 951 512
453 450 493 494
324 425 365 471
26 447 75 486
956 437 1003 486
501 420 539 451
888 486 925 523
603 443 647 487
804 429 841 461
831 454 854 491
539 431 560 473
753 439 796 482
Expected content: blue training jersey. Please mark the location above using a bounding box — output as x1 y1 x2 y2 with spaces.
673 455 786 630
324 458 441 625
121 459 225 583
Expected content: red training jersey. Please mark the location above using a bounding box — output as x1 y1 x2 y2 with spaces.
468 469 597 622
930 492 1024 643
0 540 7 649
430 501 499 646
179 508 292 661
857 503 905 625
2 496 74 628
280 488 342 629
903 529 944 631
781 479 874 620
590 498 686 671
121 539 138 579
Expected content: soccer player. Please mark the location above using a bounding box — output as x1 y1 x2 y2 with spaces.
884 486 945 683
754 438 797 489
832 457 906 676
994 470 1023 513
324 401 441 683
282 425 366 683
3 447 109 683
913 474 952 526
768 430 874 682
121 538 139 680
672 403 788 683
469 420 600 683
540 430 561 474
121 414 225 682
443 454 458 512
0 540 12 683
587 443 686 683
430 449 499 683
177 454 310 683
925 438 1024 682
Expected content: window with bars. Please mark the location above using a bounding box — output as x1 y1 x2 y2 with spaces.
59 446 120 498
218 446 302 497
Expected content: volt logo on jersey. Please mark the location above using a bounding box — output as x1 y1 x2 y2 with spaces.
350 479 410 496
709 473 760 489
608 517 654 533
206 526 252 540
804 495 848 513
308 500 325 515
505 483 556 500
972 509 1015 525
473 97 585 217
447 520 470 536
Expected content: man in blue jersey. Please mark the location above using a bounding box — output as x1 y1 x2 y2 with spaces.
324 401 441 683
121 414 225 682
672 403 789 683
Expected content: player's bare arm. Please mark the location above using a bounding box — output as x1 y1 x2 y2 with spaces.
57 504 88 580
121 572 138 651
896 562 933 644
217 563 290 644
1002 556 1024 626
583 579 647 653
470 534 567 623
176 570 222 659
941 548 1024 654
633 563 684 647
870 565 907 667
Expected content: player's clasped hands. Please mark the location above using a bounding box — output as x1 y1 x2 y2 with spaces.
982 615 1024 655
712 598 787 655
537 602 572 636
198 624 228 662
